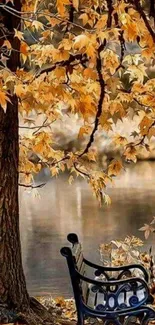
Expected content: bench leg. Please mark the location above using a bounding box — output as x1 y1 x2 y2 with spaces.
77 312 84 325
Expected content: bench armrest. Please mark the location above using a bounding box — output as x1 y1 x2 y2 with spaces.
83 258 149 282
76 269 148 288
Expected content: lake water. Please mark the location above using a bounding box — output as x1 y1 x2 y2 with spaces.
20 161 155 298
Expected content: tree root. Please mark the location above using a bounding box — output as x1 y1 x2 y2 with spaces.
0 304 18 324
0 298 77 325
16 297 54 325
0 298 54 325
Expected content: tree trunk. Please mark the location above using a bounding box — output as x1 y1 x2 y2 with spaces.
0 0 29 310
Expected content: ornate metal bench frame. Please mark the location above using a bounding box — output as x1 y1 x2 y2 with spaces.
61 233 155 325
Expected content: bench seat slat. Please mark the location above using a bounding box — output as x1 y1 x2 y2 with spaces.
76 252 84 271
81 280 89 303
72 243 82 261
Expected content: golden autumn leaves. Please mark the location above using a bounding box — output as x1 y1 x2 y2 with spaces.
0 0 154 203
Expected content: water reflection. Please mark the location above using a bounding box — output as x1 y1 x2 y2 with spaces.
20 161 155 297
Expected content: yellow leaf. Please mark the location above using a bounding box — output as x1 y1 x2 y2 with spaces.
32 20 44 30
3 40 12 49
78 125 92 138
68 175 74 184
40 30 52 41
53 67 66 80
124 146 137 163
87 150 97 162
123 54 141 66
103 194 111 205
14 29 24 40
114 2 129 15
148 127 155 140
74 34 89 50
113 134 128 146
139 116 153 136
101 50 119 75
76 95 96 120
123 21 138 42
23 118 35 126
95 15 107 30
0 90 11 113
50 166 59 177
20 42 29 55
48 17 60 27
110 101 125 117
125 64 148 83
131 82 145 94
116 92 132 103
56 0 71 16
141 47 155 61
79 13 89 26
108 159 123 177
52 49 70 62
14 84 26 97
73 0 79 11
99 112 112 131
83 68 97 80
55 296 65 307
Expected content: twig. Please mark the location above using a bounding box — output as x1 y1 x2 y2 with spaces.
0 4 95 33
19 119 56 133
73 162 90 178
19 182 46 188
133 120 155 147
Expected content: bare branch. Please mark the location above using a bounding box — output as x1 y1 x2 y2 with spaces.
0 4 95 33
19 182 46 188
35 53 88 78
73 162 90 178
19 118 56 133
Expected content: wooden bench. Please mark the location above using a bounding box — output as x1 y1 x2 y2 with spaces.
60 233 155 325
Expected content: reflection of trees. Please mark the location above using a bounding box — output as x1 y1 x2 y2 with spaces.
20 162 155 296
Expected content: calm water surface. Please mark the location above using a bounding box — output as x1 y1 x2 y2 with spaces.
20 161 155 297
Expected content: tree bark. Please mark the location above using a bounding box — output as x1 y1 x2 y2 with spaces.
0 0 29 310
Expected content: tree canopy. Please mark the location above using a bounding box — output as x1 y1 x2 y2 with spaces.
0 0 155 204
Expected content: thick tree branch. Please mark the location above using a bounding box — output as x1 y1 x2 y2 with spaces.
119 30 125 65
79 40 106 157
106 0 113 28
